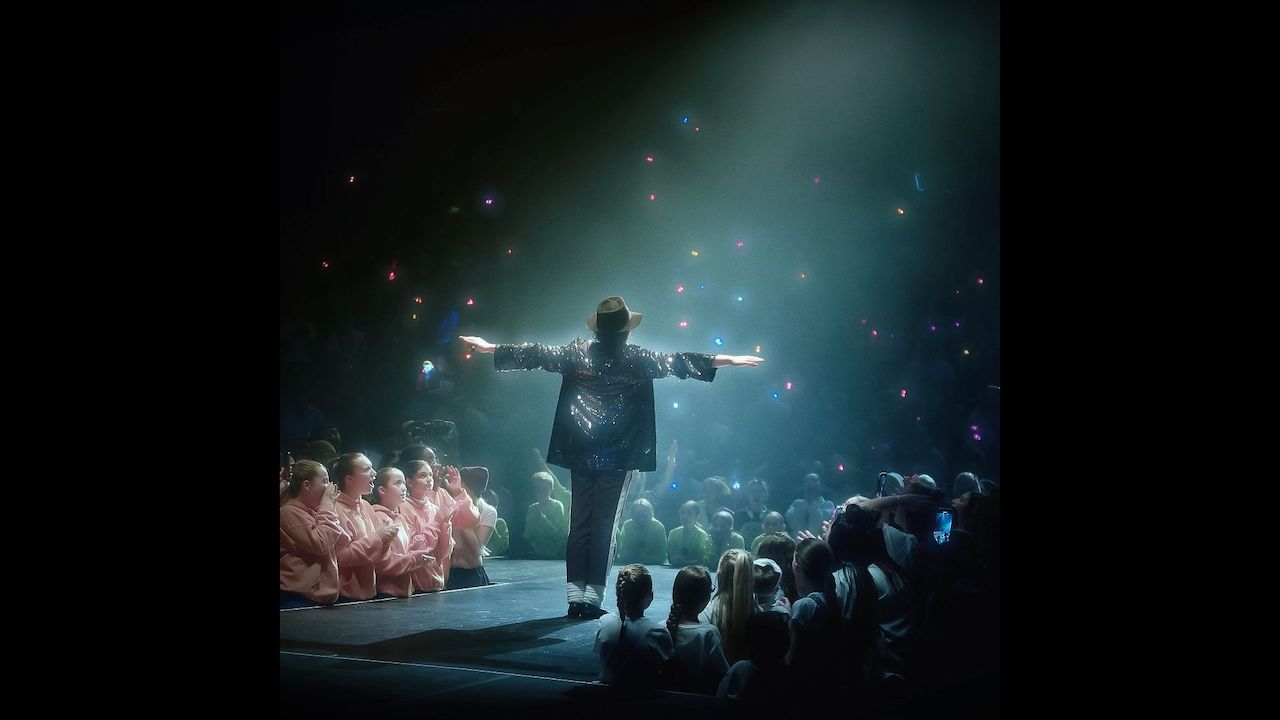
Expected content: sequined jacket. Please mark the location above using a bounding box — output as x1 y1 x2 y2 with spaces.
494 338 717 471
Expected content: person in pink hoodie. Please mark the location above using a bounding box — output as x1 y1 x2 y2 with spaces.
368 467 437 598
280 460 350 608
331 452 399 601
425 451 481 584
398 460 451 593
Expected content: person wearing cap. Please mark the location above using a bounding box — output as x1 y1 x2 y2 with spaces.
459 296 764 619
445 466 498 590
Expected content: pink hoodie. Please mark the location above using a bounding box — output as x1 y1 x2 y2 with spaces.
280 498 350 604
370 504 434 598
334 493 392 600
401 495 448 592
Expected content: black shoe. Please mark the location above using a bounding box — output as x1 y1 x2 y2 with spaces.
567 601 583 619
578 603 608 620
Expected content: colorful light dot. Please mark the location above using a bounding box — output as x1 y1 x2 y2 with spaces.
507 248 513 255
388 272 396 281
646 155 654 163
676 284 685 293
692 250 699 257
955 289 961 295
963 349 971 355
785 381 793 391
679 320 688 328
484 197 493 206
900 389 908 398
694 127 700 132
736 296 743 302
464 353 472 360
649 194 656 201
713 337 724 346
414 296 422 304
872 329 879 337
977 278 985 285
349 176 355 183
466 297 475 306
838 464 845 472
682 116 688 124
754 345 761 353
800 273 807 279
930 325 937 331
955 322 961 327
973 433 982 441
860 319 867 325
970 425 979 432
671 482 678 489
771 392 779 399
412 313 417 320
916 416 922 423
813 176 821 184
673 402 679 409
698 283 705 290
732 481 741 490
736 240 744 248
321 261 329 269
897 208 905 215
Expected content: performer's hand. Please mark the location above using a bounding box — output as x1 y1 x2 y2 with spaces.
458 336 496 353
733 355 764 366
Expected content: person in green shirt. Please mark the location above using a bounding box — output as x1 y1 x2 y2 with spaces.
705 509 746 568
615 498 667 565
667 500 712 568
530 449 572 518
749 511 787 554
524 470 568 559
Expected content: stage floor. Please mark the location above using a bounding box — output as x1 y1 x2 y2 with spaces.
280 558 737 715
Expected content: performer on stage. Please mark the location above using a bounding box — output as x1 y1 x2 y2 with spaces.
460 296 764 619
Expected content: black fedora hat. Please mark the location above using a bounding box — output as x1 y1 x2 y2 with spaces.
586 296 643 333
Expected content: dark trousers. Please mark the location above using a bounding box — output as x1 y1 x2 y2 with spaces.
566 469 634 587
445 565 491 590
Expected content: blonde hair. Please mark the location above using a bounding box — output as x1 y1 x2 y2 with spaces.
707 548 755 663
286 460 326 498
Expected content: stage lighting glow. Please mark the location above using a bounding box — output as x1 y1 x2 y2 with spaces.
771 392 779 399
897 208 905 215
679 320 688 328
466 298 475 306
672 402 679 409
713 337 724 346
321 261 329 269
785 381 793 391
900 389 908 398
676 284 684 293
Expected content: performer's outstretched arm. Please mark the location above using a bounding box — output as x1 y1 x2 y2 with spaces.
459 335 572 374
712 354 765 367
